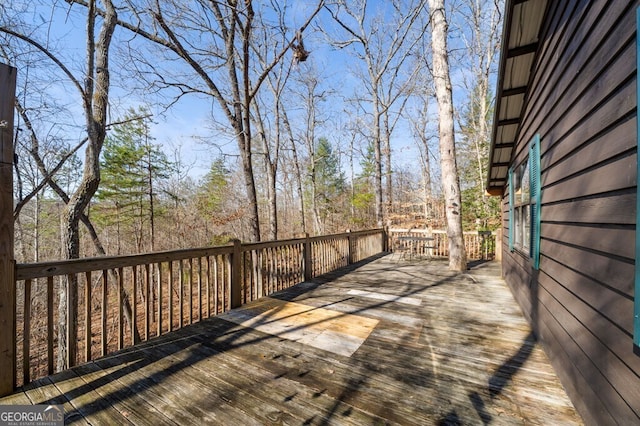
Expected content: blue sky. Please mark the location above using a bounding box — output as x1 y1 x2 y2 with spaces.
4 0 493 185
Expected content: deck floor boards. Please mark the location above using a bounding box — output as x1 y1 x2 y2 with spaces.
0 257 583 425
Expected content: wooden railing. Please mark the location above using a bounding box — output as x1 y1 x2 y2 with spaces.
387 229 497 260
10 229 385 390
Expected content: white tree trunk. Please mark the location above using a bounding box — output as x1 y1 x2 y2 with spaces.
428 0 467 271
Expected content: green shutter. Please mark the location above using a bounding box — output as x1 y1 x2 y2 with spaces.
529 134 541 270
508 167 514 252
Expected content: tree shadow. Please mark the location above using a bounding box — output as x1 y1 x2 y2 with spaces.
18 255 507 424
437 330 537 425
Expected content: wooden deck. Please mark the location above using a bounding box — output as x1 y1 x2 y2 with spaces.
0 256 582 425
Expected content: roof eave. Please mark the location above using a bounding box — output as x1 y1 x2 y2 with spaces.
486 0 548 195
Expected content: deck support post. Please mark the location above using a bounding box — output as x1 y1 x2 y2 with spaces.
303 233 312 281
230 239 242 309
0 63 16 397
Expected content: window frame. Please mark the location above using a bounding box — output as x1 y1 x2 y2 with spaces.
508 134 541 270
512 159 531 253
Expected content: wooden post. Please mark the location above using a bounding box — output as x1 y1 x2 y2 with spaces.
383 227 389 252
0 63 17 396
347 231 355 265
495 229 503 262
230 239 242 309
303 233 312 282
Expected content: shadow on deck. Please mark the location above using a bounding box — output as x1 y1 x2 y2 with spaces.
0 255 582 425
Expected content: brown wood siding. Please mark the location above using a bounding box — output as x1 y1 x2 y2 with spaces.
499 1 640 425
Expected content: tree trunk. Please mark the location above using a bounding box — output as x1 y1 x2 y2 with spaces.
373 104 384 227
57 0 118 370
383 112 393 222
252 99 278 240
281 109 307 234
429 0 467 271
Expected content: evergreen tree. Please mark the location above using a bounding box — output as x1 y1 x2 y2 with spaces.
96 106 172 253
306 137 346 232
196 157 229 217
458 83 501 230
350 142 376 227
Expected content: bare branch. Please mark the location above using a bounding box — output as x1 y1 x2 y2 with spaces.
0 25 85 97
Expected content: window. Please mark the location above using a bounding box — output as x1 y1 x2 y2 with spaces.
509 134 541 269
513 160 530 252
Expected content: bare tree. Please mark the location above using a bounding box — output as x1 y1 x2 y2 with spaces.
68 0 324 242
428 0 466 270
325 0 428 226
1 0 120 368
456 0 503 228
250 2 297 240
407 82 438 221
280 103 308 235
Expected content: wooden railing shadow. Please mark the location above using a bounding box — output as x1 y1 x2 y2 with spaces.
8 229 386 394
27 256 472 423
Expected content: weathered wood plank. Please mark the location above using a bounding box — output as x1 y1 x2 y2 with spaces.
71 361 179 426
0 258 582 425
21 376 90 425
0 390 31 406
49 368 134 425
139 335 357 425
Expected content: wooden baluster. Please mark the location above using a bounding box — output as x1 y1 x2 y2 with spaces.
272 247 277 292
157 263 163 336
283 245 288 290
225 253 232 311
179 260 184 328
197 257 203 322
67 274 77 368
47 276 54 375
132 266 138 345
118 268 124 350
101 270 108 357
144 264 150 341
188 258 194 324
23 279 31 385
213 256 219 315
187 259 193 325
230 240 242 309
205 256 211 318
169 261 175 332
218 256 223 313
85 271 92 362
271 248 276 293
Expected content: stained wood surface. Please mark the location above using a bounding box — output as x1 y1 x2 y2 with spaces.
0 63 17 396
497 2 640 425
0 257 582 425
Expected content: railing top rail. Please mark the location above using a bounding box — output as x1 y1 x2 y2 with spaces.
16 245 234 280
240 229 384 252
16 228 386 280
388 228 496 235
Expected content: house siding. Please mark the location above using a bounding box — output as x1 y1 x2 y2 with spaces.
499 1 640 425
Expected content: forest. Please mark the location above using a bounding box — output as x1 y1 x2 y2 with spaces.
1 0 503 264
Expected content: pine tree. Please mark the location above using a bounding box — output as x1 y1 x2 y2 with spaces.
307 137 346 233
96 106 172 253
